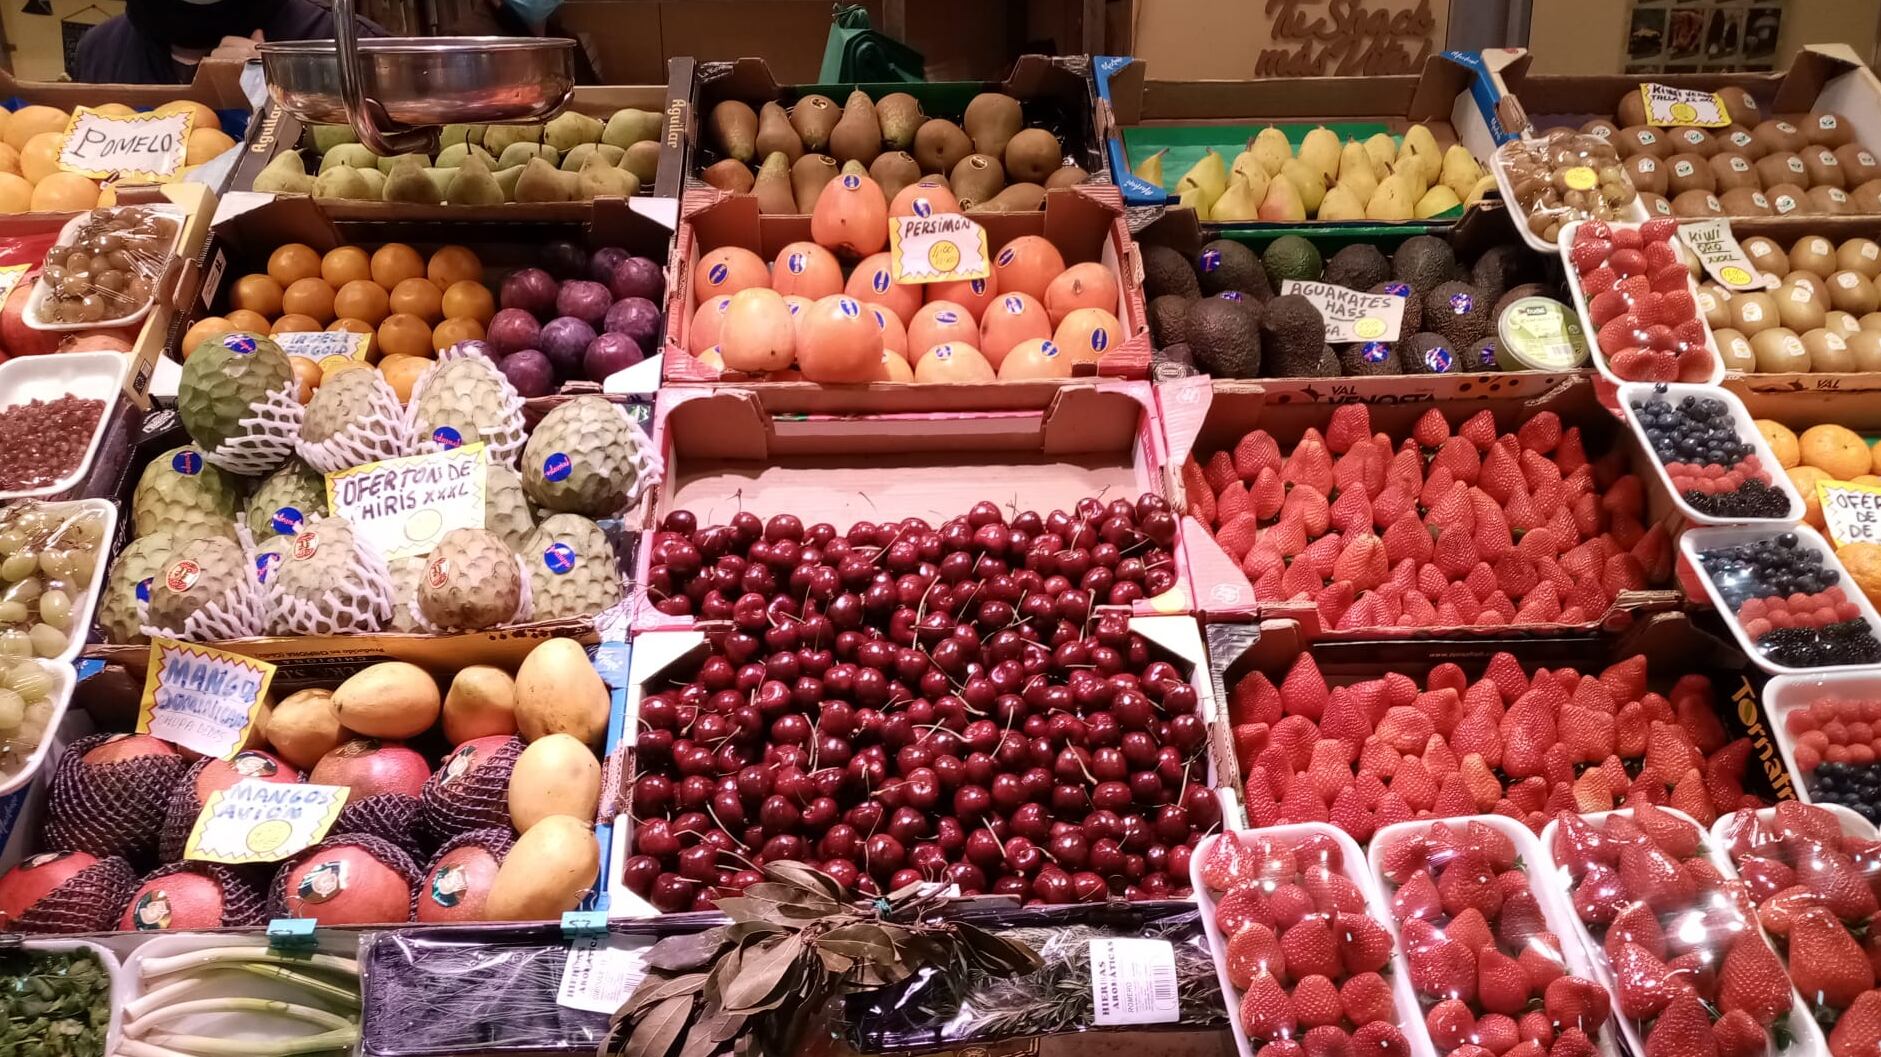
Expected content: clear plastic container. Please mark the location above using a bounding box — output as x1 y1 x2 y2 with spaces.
0 498 118 664
1557 220 1725 387
0 656 74 797
25 205 185 332
1681 523 1881 675
1615 381 1804 525
1763 670 1881 809
1493 131 1649 253
0 352 128 501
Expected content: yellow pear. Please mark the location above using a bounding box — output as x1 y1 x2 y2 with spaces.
1280 157 1328 214
1337 141 1379 201
1252 126 1293 177
1398 124 1441 184
1364 133 1397 177
1463 173 1499 208
1415 184 1463 218
1178 186 1207 218
1230 151 1272 202
1212 174 1263 222
1366 172 1416 221
1258 174 1307 222
1440 144 1483 202
1132 147 1167 189
1175 149 1227 214
1299 126 1341 184
1318 184 1366 221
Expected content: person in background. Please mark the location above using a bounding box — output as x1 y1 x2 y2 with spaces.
453 0 599 83
74 0 384 85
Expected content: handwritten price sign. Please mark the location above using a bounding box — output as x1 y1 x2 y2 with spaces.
326 443 488 561
58 107 194 182
137 639 274 759
1820 479 1881 548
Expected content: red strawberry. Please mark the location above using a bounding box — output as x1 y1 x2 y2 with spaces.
1351 1022 1408 1057
1234 430 1283 481
1408 935 1476 1002
1631 801 1700 859
1182 458 1216 524
1217 479 1254 524
1544 976 1610 1034
1790 907 1877 1008
1517 412 1562 455
1705 741 1750 815
1645 995 1717 1057
1618 843 1694 913
1326 404 1371 455
1391 869 1443 923
1479 446 1525 505
1569 238 1612 273
1413 408 1450 448
1432 435 1483 485
1227 921 1287 987
1610 941 1676 1018
1335 911 1394 974
1251 467 1285 520
1588 288 1628 327
1204 450 1239 493
1281 654 1331 722
1241 972 1297 1040
1476 1015 1522 1055
1232 670 1284 726
1215 513 1261 560
1435 851 1502 918
1301 1026 1351 1057
1795 849 1880 921
1478 946 1533 1015
1280 915 1343 979
1293 973 1344 1028
1717 930 1795 1022
1433 526 1480 579
1459 410 1497 452
1426 998 1476 1050
1712 1010 1766 1057
1551 1030 1597 1057
1285 439 1335 496
1579 264 1618 296
1829 989 1881 1057
1341 971 1395 1026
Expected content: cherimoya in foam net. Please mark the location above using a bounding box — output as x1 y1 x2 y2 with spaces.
262 515 395 636
520 395 661 519
141 530 269 641
175 332 305 477
297 367 412 474
405 342 528 466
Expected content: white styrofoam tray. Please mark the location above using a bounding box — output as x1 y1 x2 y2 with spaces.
120 932 360 1052
0 352 129 501
1680 523 1881 676
1492 139 1651 254
0 498 118 665
24 203 188 333
0 657 75 797
1615 381 1805 526
1763 670 1881 806
20 937 129 1057
1191 822 1434 1057
1537 807 1822 1057
1367 815 1621 1057
1557 221 1725 388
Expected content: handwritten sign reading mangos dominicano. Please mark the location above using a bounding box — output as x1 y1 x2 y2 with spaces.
1255 0 1445 76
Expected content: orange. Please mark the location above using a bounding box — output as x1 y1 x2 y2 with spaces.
225 309 273 333
426 245 483 288
4 106 68 152
320 358 371 385
370 244 425 289
1800 424 1872 480
1788 465 1832 529
272 313 322 334
20 132 65 184
156 100 218 131
321 246 372 288
185 127 236 165
332 279 390 325
230 274 285 317
1874 441 1881 475
28 172 98 212
267 244 323 287
1841 542 1881 609
432 317 485 350
281 277 336 324
388 277 443 323
328 317 374 335
181 316 234 356
0 172 33 214
440 280 494 323
377 312 433 359
288 357 322 404
378 354 432 403
1755 419 1800 469
1853 474 1881 488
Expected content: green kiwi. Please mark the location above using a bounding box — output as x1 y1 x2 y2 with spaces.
1765 183 1808 216
1716 88 1762 126
1825 310 1863 339
1786 271 1831 304
1697 283 1734 329
1850 330 1881 370
1790 236 1836 277
1754 151 1807 188
1802 145 1845 189
1775 279 1827 332
1709 152 1759 191
1807 186 1851 215
1807 112 1855 148
1581 118 1620 142
1828 270 1881 315
1665 153 1715 195
1625 154 1668 195
1669 127 1718 157
1616 125 1672 159
1729 290 1779 334
1753 119 1808 155
1742 237 1789 276
1836 238 1881 278
1714 327 1755 371
1670 189 1722 217
1616 90 1647 128
1836 145 1881 186
1749 327 1808 372
1639 192 1673 217
1802 328 1855 371
1718 125 1761 159
1851 179 1881 213
1718 187 1771 216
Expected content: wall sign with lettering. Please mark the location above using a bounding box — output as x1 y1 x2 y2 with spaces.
1254 0 1444 76
58 106 194 182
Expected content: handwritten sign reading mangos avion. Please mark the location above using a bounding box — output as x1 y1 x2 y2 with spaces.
1254 0 1443 77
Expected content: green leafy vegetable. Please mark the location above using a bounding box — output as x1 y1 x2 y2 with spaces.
0 948 113 1057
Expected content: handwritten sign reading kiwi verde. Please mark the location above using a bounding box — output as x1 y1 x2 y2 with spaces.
184 779 349 865
889 214 991 285
327 443 487 561
137 638 275 759
1819 479 1881 548
1677 218 1773 291
57 106 194 181
1281 280 1406 343
1640 85 1730 129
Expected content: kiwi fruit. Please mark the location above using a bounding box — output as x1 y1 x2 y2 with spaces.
1765 184 1807 216
1834 144 1881 186
1718 125 1761 159
1719 187 1772 216
1696 284 1734 329
1808 186 1852 214
1615 91 1647 128
1749 327 1809 372
1709 152 1759 191
1668 127 1718 158
1775 280 1827 332
1743 237 1789 276
1639 192 1673 218
1837 238 1881 278
1786 271 1830 305
1825 310 1863 339
1615 125 1672 159
1789 237 1834 276
1850 180 1881 213
1714 327 1755 371
1620 155 1665 196
1849 329 1881 370
1664 153 1715 196
1829 270 1881 315
1864 312 1881 333
1754 151 1808 188
1671 189 1723 217
1582 118 1620 142
1753 119 1808 155
1802 145 1846 189
1717 88 1762 125
1807 112 1855 148
1802 328 1855 372
1729 290 1779 334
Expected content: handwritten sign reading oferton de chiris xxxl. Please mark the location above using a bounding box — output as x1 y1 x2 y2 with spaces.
327 442 489 561
138 638 275 759
1820 478 1881 549
57 106 195 182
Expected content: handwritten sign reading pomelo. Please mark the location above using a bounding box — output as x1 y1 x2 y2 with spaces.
326 443 487 561
58 107 194 182
184 779 349 865
890 214 990 284
137 638 274 759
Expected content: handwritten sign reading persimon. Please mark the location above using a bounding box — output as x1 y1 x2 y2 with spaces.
889 213 991 285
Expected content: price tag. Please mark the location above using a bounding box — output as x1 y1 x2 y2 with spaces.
183 779 349 865
1280 280 1406 343
1089 937 1179 1026
1820 479 1881 548
137 638 274 759
1678 217 1773 291
274 329 372 370
888 213 990 284
325 443 488 561
57 106 194 182
557 935 654 1013
1640 84 1731 128
0 265 29 310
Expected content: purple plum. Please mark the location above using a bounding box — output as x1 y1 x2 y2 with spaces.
446 338 497 363
499 349 555 397
607 255 664 303
486 308 542 357
543 241 588 281
555 280 613 328
584 332 645 381
500 267 559 319
539 316 598 377
603 297 663 353
588 246 630 284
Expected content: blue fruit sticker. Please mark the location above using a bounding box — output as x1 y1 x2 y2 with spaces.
1477 343 1498 367
542 452 572 483
271 507 304 535
543 542 576 574
1039 341 1060 359
170 449 202 476
431 865 467 908
998 248 1014 267
1199 249 1222 272
969 279 987 295
1090 328 1109 352
787 252 807 274
841 174 861 189
913 199 933 218
1003 295 1024 314
135 577 152 603
223 333 257 355
1219 291 1243 302
1424 345 1455 373
839 298 860 318
1383 282 1411 298
708 262 728 286
1361 342 1390 363
872 270 889 294
432 425 463 449
936 310 958 325
933 345 954 360
255 552 281 583
1449 292 1473 314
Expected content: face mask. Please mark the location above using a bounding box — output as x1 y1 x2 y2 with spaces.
127 0 282 49
503 0 565 24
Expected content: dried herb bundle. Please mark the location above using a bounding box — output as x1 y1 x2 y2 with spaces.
603 863 1042 1057
0 947 112 1057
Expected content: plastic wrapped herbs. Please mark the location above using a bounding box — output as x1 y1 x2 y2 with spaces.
0 945 113 1057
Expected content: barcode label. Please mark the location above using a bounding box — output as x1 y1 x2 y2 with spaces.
557 935 653 1013
1089 937 1179 1025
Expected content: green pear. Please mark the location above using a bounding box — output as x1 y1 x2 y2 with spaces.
1251 126 1292 177
446 155 505 205
1280 157 1328 213
1211 175 1262 222
252 152 314 194
358 167 385 197
1132 148 1166 189
1318 184 1366 221
575 156 639 200
545 111 604 153
483 124 542 156
1257 175 1306 222
514 157 575 203
1174 149 1227 214
561 143 626 171
1363 133 1396 177
1366 171 1416 221
622 140 660 184
438 124 482 148
375 152 430 174
1416 183 1462 219
309 125 357 153
1298 126 1341 183
603 108 660 148
494 165 524 200
435 143 495 169
497 142 558 169
311 163 370 199
1337 140 1378 200
382 157 443 204
753 151 794 214
319 143 376 172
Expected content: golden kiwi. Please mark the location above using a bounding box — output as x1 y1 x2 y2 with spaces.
1625 155 1668 195
1719 187 1772 216
1807 186 1851 215
1718 125 1761 159
1837 238 1881 278
1834 144 1881 185
1749 327 1809 372
1616 126 1672 159
1803 328 1857 372
1729 290 1779 334
1754 151 1808 188
1801 145 1846 189
1668 127 1718 158
1829 270 1881 314
1671 189 1722 217
1717 88 1762 125
1806 112 1855 148
1863 312 1881 333
1709 152 1760 191
1582 118 1620 142
1785 271 1830 304
1849 329 1881 369
1753 119 1808 155
1664 153 1715 195
1742 237 1789 276
1697 283 1734 329
1615 91 1647 128
1850 179 1881 213
1790 236 1837 276
1714 327 1755 371
1825 310 1862 339
1765 184 1807 215
1639 192 1673 217
1775 280 1827 332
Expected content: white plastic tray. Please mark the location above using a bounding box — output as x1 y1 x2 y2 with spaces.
0 498 118 665
1711 801 1879 856
1557 221 1725 388
1492 139 1652 254
1680 523 1881 675
1615 381 1805 526
24 204 187 333
1367 815 1620 1057
1763 670 1881 806
0 351 129 501
0 656 76 797
1537 807 1822 1057
19 937 129 1057
1191 823 1434 1057
121 932 360 1051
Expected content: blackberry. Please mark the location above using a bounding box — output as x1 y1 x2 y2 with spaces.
1757 619 1881 668
1632 391 1753 467
1808 761 1881 821
1682 479 1795 519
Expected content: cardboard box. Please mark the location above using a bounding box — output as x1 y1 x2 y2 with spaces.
1092 51 1508 218
0 59 256 122
682 55 1109 200
226 57 694 215
663 185 1150 401
1133 202 1592 403
630 381 1196 634
1159 374 1684 634
605 616 1239 918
